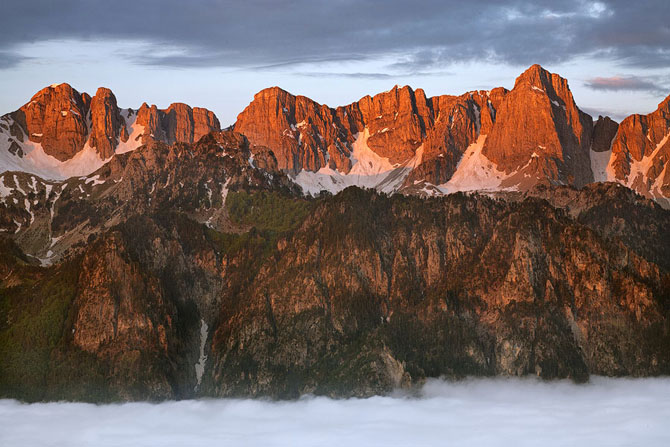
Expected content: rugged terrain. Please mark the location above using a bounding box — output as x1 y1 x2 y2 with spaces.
2 65 669 205
1 65 669 401
235 64 670 203
0 83 220 180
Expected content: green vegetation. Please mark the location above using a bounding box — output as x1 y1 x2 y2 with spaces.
226 190 312 233
206 189 314 260
0 260 79 401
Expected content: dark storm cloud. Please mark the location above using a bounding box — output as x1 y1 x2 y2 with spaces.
585 75 665 93
0 0 668 71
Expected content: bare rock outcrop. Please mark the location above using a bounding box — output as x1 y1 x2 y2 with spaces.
608 96 670 201
88 88 126 159
136 102 222 146
13 83 90 161
482 64 594 188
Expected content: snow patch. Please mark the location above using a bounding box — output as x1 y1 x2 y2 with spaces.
220 178 231 204
438 136 509 193
0 108 144 181
204 182 212 205
590 148 613 182
13 175 25 195
84 175 105 186
293 128 422 196
115 110 145 154
194 319 209 389
623 130 670 197
50 186 63 219
0 130 111 180
50 235 63 248
24 198 34 225
0 175 12 198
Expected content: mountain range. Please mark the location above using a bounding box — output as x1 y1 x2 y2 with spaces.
0 65 669 401
2 64 669 207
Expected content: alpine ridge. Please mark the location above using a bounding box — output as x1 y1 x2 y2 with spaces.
233 65 670 206
2 66 670 207
0 83 220 180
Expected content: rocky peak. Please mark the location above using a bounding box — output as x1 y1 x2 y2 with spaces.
608 95 670 203
137 102 221 146
592 116 619 153
0 84 222 180
349 85 433 163
236 84 439 175
136 103 168 143
235 87 353 174
482 65 593 188
88 87 126 159
13 83 90 161
406 89 505 187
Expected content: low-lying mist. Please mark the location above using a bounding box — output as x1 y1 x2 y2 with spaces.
1 377 669 446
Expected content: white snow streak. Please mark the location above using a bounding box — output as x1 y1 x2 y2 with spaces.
194 319 209 389
294 128 421 196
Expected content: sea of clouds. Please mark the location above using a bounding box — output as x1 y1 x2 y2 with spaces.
1 377 669 446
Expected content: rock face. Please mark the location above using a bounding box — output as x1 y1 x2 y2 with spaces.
0 83 220 179
88 88 126 159
13 83 90 161
234 65 670 206
234 87 354 174
136 102 221 146
234 65 608 197
592 116 619 153
482 64 594 188
409 88 507 186
1 168 668 401
606 96 670 205
234 85 498 183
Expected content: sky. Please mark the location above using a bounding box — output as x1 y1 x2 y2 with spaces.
0 0 669 125
2 377 670 446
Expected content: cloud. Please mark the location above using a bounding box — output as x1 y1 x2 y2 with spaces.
585 76 664 93
0 0 668 72
0 378 669 446
297 71 452 80
0 51 30 69
581 106 627 122
298 72 396 80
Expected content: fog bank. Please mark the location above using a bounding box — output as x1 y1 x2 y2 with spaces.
1 377 669 446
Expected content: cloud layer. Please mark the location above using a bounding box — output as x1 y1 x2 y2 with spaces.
585 75 665 94
1 377 669 446
0 1 668 72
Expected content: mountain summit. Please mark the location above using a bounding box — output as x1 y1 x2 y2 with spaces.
233 65 669 204
1 66 669 206
0 83 220 179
